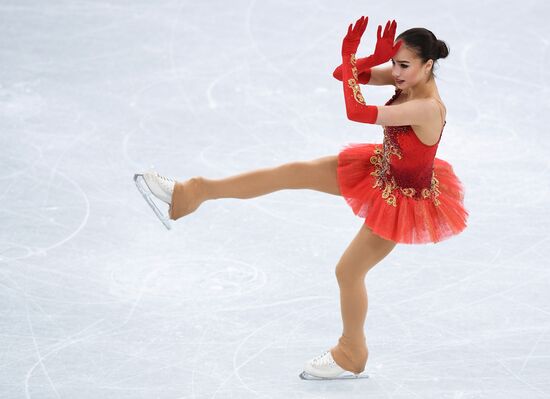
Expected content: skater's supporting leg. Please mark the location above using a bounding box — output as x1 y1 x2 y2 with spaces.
330 223 397 374
170 156 341 220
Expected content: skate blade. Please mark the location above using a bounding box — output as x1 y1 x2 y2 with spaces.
299 371 369 380
134 174 172 230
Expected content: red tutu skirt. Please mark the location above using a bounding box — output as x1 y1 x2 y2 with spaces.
337 143 469 244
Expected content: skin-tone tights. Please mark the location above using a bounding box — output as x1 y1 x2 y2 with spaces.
169 157 397 373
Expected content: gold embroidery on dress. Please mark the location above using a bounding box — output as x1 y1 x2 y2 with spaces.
382 128 403 161
400 188 416 197
421 173 441 206
366 92 442 207
347 54 366 105
369 144 441 207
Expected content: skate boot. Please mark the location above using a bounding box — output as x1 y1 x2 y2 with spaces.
299 350 369 380
133 171 176 230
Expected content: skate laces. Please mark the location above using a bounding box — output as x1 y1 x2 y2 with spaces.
312 351 334 367
156 173 174 183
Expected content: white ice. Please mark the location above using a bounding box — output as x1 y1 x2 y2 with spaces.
1 0 549 398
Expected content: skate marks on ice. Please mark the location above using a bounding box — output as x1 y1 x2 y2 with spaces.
1 0 549 398
0 167 90 262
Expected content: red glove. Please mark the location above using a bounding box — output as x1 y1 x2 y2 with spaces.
341 16 368 56
370 20 402 66
340 17 401 124
332 56 373 84
333 20 401 84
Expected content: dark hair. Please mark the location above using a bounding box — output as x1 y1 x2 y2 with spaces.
395 27 449 79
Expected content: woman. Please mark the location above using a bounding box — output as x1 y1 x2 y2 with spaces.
134 16 468 380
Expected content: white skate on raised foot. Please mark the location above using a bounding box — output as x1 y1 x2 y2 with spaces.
299 350 369 380
133 171 176 230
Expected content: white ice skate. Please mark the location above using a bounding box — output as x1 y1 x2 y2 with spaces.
299 350 369 380
133 171 175 230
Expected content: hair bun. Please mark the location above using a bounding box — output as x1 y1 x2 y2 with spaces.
437 39 449 59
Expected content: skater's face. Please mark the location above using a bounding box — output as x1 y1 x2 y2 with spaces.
391 44 434 89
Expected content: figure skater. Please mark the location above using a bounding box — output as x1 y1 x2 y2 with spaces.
134 16 469 380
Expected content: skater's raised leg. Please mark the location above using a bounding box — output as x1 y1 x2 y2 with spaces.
170 155 341 220
330 223 397 374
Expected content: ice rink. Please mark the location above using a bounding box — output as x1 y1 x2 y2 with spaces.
1 0 549 398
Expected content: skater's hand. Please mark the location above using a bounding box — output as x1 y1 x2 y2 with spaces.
371 19 402 65
341 16 368 56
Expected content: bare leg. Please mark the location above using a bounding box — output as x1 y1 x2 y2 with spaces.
330 223 397 374
170 155 341 220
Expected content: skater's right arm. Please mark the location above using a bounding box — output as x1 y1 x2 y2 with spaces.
332 64 394 86
340 17 401 124
333 19 399 87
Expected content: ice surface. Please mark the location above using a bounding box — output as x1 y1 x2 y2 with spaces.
1 0 549 398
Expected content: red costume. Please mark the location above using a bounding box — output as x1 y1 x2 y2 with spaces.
335 17 468 244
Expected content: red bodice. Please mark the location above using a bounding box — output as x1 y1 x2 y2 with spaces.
370 89 445 204
336 88 468 244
